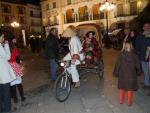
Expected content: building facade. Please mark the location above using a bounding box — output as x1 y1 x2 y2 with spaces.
40 0 149 35
0 1 42 38
27 4 42 35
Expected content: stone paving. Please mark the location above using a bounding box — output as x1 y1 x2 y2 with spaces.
14 49 150 113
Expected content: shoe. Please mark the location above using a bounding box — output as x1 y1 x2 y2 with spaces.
74 82 80 88
21 97 26 102
142 85 149 90
147 90 150 96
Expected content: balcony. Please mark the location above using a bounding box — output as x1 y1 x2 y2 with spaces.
31 22 42 26
30 14 41 18
66 18 75 24
116 13 138 17
79 15 89 22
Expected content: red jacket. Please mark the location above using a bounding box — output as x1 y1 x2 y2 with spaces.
9 48 20 62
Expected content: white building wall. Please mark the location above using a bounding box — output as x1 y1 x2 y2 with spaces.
41 0 149 34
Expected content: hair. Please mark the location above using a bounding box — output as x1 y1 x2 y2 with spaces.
0 30 2 37
49 27 57 35
0 30 4 37
130 30 138 36
0 30 5 41
86 31 95 37
121 41 133 52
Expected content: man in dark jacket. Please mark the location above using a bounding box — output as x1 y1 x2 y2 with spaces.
135 22 150 89
45 28 59 81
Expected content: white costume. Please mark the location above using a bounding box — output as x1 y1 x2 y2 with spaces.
0 43 16 84
63 36 84 82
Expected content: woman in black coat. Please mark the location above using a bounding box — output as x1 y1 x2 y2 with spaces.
113 41 142 106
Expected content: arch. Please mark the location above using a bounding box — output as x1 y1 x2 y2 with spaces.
78 6 89 21
92 3 100 20
66 9 74 23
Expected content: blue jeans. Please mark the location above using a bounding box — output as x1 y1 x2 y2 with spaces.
0 83 11 113
141 61 150 86
50 59 58 80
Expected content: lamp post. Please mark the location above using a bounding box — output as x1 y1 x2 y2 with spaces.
100 0 115 36
11 21 20 38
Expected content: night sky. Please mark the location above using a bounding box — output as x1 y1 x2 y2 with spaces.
21 0 40 4
2 0 40 5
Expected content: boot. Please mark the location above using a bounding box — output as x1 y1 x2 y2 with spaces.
11 85 18 103
74 81 80 88
127 91 134 106
17 84 26 102
119 89 126 104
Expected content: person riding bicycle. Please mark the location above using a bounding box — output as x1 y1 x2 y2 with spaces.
62 27 84 88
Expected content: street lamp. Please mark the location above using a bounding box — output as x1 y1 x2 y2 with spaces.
100 0 115 35
11 21 20 38
11 21 20 28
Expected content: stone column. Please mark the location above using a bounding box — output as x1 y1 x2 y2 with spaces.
74 13 77 22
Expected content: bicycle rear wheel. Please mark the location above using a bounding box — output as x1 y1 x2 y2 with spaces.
55 74 71 102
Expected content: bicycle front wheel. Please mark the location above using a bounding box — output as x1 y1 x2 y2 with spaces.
55 74 71 102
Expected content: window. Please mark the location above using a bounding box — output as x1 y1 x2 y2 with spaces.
100 12 104 19
4 16 10 23
30 11 33 17
117 4 124 16
67 0 71 5
17 6 26 14
53 2 56 8
130 1 137 15
2 5 11 13
46 4 49 10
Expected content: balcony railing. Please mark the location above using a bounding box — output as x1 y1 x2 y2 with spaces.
31 22 42 26
45 23 59 27
30 14 41 18
79 15 89 22
116 12 138 17
66 18 75 23
3 10 11 13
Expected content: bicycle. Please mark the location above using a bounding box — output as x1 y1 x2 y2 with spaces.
55 60 72 102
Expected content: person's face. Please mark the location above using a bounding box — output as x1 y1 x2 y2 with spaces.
124 29 130 35
88 33 94 39
143 23 150 32
86 37 92 43
0 34 4 43
130 31 135 37
52 29 58 36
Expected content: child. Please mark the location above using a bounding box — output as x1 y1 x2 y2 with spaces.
9 39 26 108
113 41 142 106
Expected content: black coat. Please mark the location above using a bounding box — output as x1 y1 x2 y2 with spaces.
45 34 59 60
113 51 142 91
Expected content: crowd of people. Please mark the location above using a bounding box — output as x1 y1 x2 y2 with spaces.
114 22 150 106
0 21 150 113
44 26 101 87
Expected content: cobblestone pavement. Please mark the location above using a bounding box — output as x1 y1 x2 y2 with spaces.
14 48 150 113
